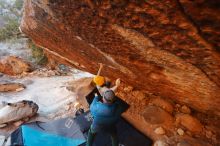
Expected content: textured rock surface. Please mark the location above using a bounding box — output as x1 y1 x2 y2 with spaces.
180 105 191 114
0 83 25 92
177 128 184 136
0 56 32 75
150 97 174 113
21 0 220 117
67 77 94 108
176 114 203 133
65 77 219 145
179 0 220 51
143 106 174 126
154 127 166 135
20 0 220 145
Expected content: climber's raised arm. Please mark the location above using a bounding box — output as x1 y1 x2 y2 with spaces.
111 78 121 92
93 63 105 87
96 63 103 76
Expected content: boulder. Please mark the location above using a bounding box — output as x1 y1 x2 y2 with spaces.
20 0 220 117
154 127 166 135
154 140 169 146
0 56 32 75
0 100 38 126
176 114 203 134
177 128 184 136
67 77 94 107
0 83 25 92
143 106 174 126
180 105 191 114
166 136 212 146
176 137 212 146
150 97 174 113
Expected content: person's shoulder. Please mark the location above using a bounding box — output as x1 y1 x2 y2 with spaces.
112 99 125 109
110 101 120 108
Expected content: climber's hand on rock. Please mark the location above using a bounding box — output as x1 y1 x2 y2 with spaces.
98 63 103 69
115 78 121 86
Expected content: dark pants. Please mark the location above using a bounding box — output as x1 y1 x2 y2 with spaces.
86 125 118 146
86 87 101 105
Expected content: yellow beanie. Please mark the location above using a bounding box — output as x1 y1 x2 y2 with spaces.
93 76 105 86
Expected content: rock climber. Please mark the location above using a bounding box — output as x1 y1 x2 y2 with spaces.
86 89 123 146
85 63 120 105
93 63 121 95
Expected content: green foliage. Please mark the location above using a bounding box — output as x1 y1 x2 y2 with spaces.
28 40 48 65
14 0 23 10
0 18 19 41
0 0 23 41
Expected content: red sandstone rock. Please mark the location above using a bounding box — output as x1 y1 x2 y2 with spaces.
67 77 94 108
153 140 169 146
177 128 185 136
123 86 133 92
180 105 191 114
150 97 174 113
154 127 166 135
175 136 212 146
20 0 220 145
20 0 220 117
176 114 203 134
143 106 174 127
0 56 32 76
